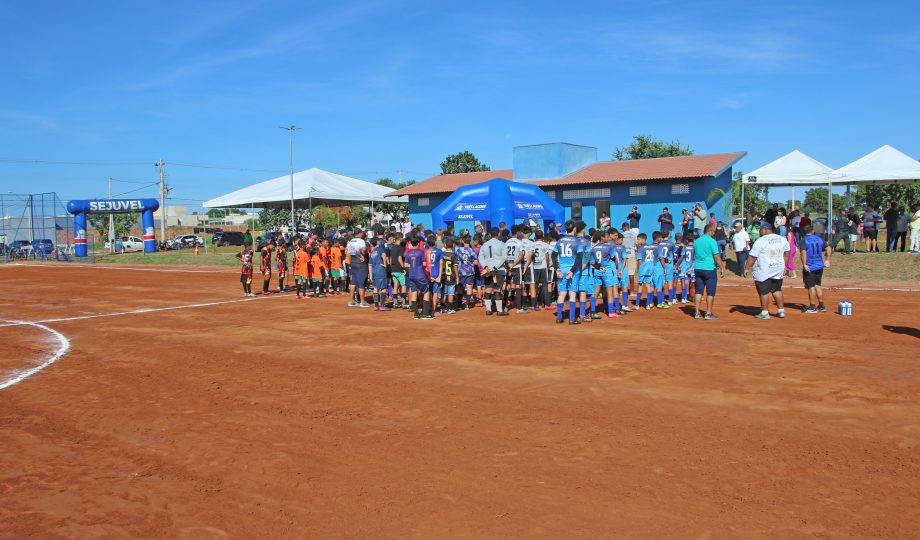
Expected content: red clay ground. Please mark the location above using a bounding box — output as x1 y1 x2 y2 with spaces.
1 263 919 539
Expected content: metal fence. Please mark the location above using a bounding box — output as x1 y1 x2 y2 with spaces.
0 192 83 262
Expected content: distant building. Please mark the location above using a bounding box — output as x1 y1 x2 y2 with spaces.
388 142 745 236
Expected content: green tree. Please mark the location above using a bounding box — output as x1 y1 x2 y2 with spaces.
257 208 289 230
613 134 693 160
206 208 245 218
731 171 770 218
375 177 413 222
440 151 490 175
854 184 920 210
311 206 339 230
89 213 138 242
801 188 852 214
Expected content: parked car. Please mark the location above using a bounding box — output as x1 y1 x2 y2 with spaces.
174 234 204 247
104 236 144 253
213 231 245 247
8 240 33 258
194 226 223 234
31 239 55 255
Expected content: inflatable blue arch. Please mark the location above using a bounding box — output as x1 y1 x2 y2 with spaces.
431 178 564 231
66 198 160 256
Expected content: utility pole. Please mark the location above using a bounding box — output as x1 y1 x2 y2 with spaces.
280 125 301 234
108 177 115 252
155 158 166 242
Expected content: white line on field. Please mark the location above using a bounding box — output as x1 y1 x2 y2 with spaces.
715 281 920 293
0 319 70 391
0 293 290 327
0 263 235 274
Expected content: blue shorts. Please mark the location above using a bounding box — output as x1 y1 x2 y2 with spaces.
677 264 694 280
557 269 576 292
695 269 718 296
373 275 388 290
475 277 484 287
618 268 630 288
350 267 368 289
578 271 595 293
430 281 442 296
638 264 655 285
408 277 429 293
598 268 617 288
444 284 456 296
459 275 474 287
664 264 675 282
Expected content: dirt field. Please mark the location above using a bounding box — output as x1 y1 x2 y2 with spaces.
1 263 919 539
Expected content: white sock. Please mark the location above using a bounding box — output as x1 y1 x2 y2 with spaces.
484 299 493 312
761 310 769 315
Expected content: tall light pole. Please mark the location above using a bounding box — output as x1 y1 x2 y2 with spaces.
155 158 166 242
280 125 301 234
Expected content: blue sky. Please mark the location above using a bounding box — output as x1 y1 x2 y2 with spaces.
1 0 918 208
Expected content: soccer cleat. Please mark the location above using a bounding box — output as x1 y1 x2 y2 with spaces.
486 310 494 316
348 301 358 307
803 306 818 314
359 303 371 308
496 311 509 317
616 309 629 316
817 304 827 312
591 313 603 320
447 309 456 314
645 305 652 311
581 316 592 323
656 304 670 309
680 299 689 304
754 313 770 320
414 314 421 320
621 306 634 312
556 317 565 324
569 318 581 325
379 306 392 312
607 312 621 318
422 315 435 320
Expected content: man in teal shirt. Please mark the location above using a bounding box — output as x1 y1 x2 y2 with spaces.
693 225 725 320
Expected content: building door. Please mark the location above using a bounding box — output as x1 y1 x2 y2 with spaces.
570 201 582 221
595 199 610 229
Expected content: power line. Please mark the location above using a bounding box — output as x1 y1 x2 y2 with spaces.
0 158 150 166
169 161 286 173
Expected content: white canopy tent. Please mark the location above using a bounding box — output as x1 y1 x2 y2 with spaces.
740 150 834 230
741 145 920 239
828 144 920 185
203 167 406 208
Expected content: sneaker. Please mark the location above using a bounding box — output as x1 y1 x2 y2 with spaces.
657 303 671 309
486 310 494 316
580 316 592 323
591 313 603 320
378 306 392 312
803 306 818 314
447 309 456 314
616 309 628 316
556 317 565 324
754 312 770 320
704 313 718 321
621 306 634 312
645 305 652 311
680 299 689 304
607 312 621 318
422 314 435 320
777 310 786 319
569 318 581 325
413 314 420 320
694 311 704 319
496 311 509 317
358 302 371 308
517 308 528 314
817 304 827 312
348 301 358 307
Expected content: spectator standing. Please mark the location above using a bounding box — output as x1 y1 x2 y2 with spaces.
346 229 371 308
785 226 797 279
658 207 674 234
598 211 610 230
862 205 881 253
747 213 762 243
910 203 920 253
714 221 728 258
731 222 751 276
621 221 638 295
692 204 707 237
896 207 910 252
243 229 253 249
692 224 726 320
831 209 851 254
626 207 641 232
763 203 779 230
371 220 385 239
846 208 861 251
680 209 691 237
883 202 900 252
745 223 791 320
775 208 788 237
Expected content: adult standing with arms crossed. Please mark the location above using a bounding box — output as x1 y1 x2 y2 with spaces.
346 229 371 307
626 207 641 234
692 203 707 237
731 222 751 276
692 225 725 320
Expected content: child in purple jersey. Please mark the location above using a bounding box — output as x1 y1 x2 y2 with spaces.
403 235 430 319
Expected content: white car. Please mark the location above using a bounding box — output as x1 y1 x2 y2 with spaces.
173 234 205 248
104 236 145 253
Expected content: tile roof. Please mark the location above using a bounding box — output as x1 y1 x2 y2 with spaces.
388 169 514 197
529 152 746 187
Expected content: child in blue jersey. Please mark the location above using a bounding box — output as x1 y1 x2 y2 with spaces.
455 236 478 310
656 231 675 309
424 235 444 317
676 233 696 303
591 230 621 319
369 238 392 311
553 220 585 325
576 229 596 321
403 235 430 320
636 233 659 310
612 231 633 313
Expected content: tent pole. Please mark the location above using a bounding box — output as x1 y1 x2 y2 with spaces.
740 181 745 225
827 182 833 243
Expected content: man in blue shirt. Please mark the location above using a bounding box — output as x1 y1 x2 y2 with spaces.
799 225 831 313
553 220 585 324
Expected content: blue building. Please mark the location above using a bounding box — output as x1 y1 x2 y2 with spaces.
389 142 745 237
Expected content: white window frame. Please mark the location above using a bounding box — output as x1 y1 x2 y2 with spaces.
629 185 647 197
671 183 690 195
562 188 610 200
416 197 430 207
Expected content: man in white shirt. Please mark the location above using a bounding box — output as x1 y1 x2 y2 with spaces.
744 223 790 320
346 230 370 307
730 222 751 276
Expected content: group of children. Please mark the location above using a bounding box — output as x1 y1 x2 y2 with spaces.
237 233 352 298
236 221 702 324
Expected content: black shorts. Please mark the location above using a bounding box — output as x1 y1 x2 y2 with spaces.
522 265 535 284
350 266 368 288
533 268 548 285
694 269 718 297
755 277 784 295
864 228 878 240
484 269 506 289
509 266 522 285
803 268 823 288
